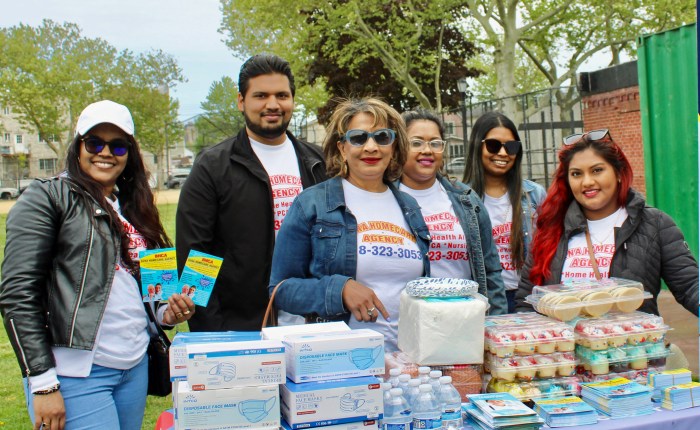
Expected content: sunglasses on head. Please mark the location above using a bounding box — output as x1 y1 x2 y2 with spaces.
341 128 396 146
409 139 447 153
482 138 521 155
82 136 131 156
563 129 610 146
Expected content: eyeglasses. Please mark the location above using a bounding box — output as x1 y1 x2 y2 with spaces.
82 136 131 156
482 138 521 155
409 139 447 153
563 129 610 146
341 128 396 146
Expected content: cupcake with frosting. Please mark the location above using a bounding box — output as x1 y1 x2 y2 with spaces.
589 352 609 375
557 352 577 376
516 356 538 381
535 355 557 378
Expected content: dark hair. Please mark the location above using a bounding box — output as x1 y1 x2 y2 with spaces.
529 136 632 284
463 111 526 269
401 109 445 138
323 98 408 182
238 54 296 98
66 132 171 273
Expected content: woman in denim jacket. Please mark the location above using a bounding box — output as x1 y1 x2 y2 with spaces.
269 98 430 351
463 112 546 313
397 109 507 314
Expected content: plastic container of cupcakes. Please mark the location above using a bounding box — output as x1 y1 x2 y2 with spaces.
485 376 579 401
485 352 578 381
484 314 575 358
575 342 670 375
577 366 664 385
525 278 652 321
573 311 669 350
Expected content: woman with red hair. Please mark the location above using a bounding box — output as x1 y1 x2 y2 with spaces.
515 129 698 317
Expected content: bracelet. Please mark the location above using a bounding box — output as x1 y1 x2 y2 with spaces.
33 383 60 395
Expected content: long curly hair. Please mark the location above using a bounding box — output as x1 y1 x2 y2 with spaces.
65 132 171 274
322 98 408 182
463 112 526 269
528 135 633 285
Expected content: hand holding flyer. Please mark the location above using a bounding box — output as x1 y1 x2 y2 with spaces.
178 250 223 307
139 248 178 302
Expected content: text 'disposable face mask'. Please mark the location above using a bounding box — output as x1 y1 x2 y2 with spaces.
238 396 277 422
349 345 382 370
208 362 237 381
339 393 366 412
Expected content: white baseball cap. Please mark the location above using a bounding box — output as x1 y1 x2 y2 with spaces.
75 100 135 137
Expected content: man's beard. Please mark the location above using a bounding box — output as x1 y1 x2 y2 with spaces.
244 111 290 140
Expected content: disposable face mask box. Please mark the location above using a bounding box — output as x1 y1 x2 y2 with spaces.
281 376 383 428
284 329 385 383
174 381 280 430
262 321 351 340
281 418 379 430
186 339 285 390
171 332 262 381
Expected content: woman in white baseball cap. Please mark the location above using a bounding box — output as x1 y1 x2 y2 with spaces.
0 100 194 429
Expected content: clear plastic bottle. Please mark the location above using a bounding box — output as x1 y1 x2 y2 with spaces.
388 368 402 388
383 388 413 430
412 384 441 430
397 374 411 395
436 376 463 430
418 366 431 385
429 370 442 393
406 379 422 406
380 383 393 428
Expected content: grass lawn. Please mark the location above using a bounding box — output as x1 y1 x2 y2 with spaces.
0 203 183 429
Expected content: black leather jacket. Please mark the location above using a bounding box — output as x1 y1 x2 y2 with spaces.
0 177 120 378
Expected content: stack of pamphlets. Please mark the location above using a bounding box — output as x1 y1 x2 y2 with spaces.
464 392 544 430
661 381 700 411
531 396 598 427
580 377 653 419
648 368 692 402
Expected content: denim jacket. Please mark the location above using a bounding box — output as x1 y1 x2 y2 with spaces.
521 179 547 260
436 175 507 315
269 176 431 320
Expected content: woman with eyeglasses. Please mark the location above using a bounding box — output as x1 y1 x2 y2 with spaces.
0 100 194 429
515 130 698 317
397 109 506 314
463 112 546 313
269 98 430 351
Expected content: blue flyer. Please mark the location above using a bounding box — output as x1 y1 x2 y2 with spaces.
177 250 223 307
139 248 178 302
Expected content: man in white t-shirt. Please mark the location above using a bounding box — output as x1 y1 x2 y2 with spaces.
177 55 327 331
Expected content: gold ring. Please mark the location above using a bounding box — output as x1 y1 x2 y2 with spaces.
176 312 184 318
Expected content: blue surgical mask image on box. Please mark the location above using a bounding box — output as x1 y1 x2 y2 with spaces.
349 345 383 370
238 396 277 423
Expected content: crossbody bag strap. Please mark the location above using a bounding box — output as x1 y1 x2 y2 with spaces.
585 230 603 281
262 280 286 329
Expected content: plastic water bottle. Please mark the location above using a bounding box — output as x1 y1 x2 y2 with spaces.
436 376 463 430
418 366 431 385
429 370 442 393
388 368 401 388
406 379 422 405
383 388 413 430
397 374 411 395
412 384 441 430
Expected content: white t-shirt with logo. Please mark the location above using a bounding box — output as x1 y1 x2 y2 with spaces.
250 136 304 325
561 207 628 281
343 180 423 352
399 180 472 280
483 192 519 290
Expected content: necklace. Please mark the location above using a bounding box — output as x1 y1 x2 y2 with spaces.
588 209 624 245
502 203 511 225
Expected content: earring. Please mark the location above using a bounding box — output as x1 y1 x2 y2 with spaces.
341 159 348 177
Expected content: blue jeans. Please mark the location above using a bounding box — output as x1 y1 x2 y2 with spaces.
25 355 148 430
506 290 517 314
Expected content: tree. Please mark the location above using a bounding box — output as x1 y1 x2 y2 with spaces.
193 76 245 153
0 19 185 162
220 0 481 116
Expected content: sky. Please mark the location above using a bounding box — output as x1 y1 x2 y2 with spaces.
1 0 244 121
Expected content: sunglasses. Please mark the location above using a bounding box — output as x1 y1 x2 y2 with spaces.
482 138 521 155
563 129 610 146
82 136 131 156
341 128 396 146
409 139 447 153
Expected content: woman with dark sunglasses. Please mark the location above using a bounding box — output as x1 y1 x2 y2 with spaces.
396 109 507 314
269 98 430 351
0 100 194 429
514 130 698 317
463 112 546 313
